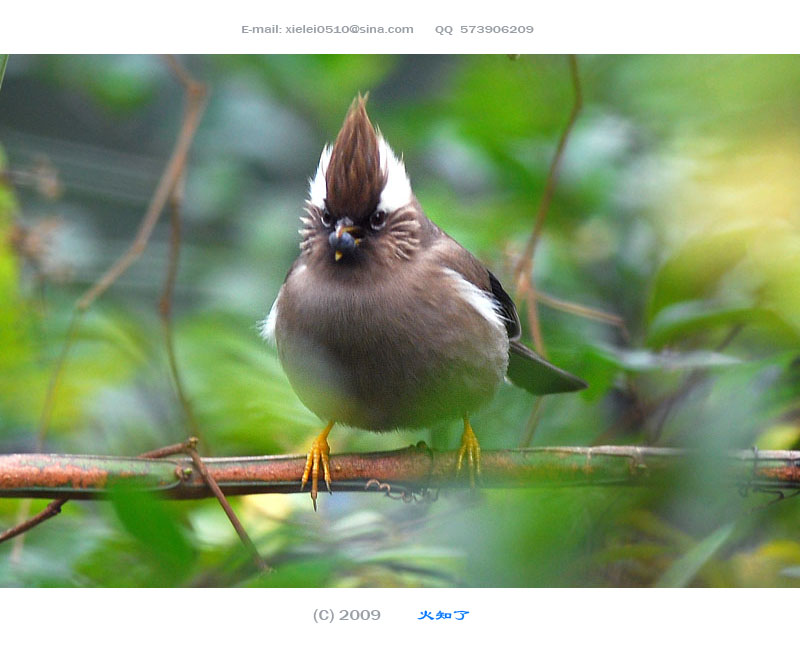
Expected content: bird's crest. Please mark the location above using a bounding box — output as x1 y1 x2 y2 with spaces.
308 95 412 217
325 95 383 219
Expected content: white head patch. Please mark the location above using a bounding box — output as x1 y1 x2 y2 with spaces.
376 134 413 213
306 135 413 214
307 145 332 210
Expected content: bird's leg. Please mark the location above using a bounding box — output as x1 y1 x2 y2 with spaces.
456 417 482 488
301 420 335 510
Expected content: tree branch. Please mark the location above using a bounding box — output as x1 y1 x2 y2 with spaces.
2 446 799 503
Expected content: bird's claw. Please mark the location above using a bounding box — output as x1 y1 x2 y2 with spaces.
301 423 334 510
456 419 482 488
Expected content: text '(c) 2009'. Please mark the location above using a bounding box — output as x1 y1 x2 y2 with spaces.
313 609 382 623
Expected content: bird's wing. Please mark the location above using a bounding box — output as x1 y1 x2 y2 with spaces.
486 269 521 341
432 234 586 395
488 267 587 394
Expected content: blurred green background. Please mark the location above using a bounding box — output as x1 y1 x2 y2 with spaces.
1 54 800 587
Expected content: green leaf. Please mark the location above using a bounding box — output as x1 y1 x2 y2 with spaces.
109 487 196 584
591 343 741 372
655 521 736 587
648 227 753 320
242 558 337 588
0 55 8 93
648 301 800 348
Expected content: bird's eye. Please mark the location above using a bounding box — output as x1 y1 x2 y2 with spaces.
320 210 333 228
370 210 387 231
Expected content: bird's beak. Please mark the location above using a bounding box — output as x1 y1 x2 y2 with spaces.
335 223 358 239
329 217 363 262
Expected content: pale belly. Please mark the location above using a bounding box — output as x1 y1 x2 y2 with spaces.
274 268 508 431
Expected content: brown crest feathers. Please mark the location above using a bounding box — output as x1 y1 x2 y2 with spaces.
325 95 386 220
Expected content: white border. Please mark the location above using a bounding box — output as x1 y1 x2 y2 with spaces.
0 1 797 53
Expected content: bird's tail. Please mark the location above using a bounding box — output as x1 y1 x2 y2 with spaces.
506 340 587 395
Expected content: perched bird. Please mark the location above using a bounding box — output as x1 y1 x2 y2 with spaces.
263 96 586 508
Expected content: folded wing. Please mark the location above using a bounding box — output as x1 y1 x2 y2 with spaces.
488 271 587 395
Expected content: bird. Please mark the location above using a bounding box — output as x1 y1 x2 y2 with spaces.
262 95 586 508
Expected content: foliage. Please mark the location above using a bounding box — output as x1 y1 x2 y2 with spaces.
1 54 799 587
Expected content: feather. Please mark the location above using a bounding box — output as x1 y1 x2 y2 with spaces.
507 340 587 394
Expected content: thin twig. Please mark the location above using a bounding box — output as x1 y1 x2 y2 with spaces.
511 54 583 355
161 54 198 89
34 313 80 449
519 273 547 356
533 287 629 340
158 173 183 321
513 54 583 288
184 441 270 572
519 396 546 447
34 56 207 448
12 55 208 556
3 499 67 545
157 172 267 571
159 172 202 439
75 65 207 312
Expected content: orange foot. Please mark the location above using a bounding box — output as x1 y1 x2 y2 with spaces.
301 420 334 510
456 417 482 488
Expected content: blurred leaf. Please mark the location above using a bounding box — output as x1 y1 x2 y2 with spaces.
624 510 695 548
45 55 163 112
591 343 741 372
177 314 318 453
242 558 337 588
0 55 8 93
0 502 109 586
731 539 800 587
594 543 670 564
612 56 800 137
648 227 752 320
0 148 39 433
655 521 736 587
361 545 464 580
109 487 196 584
222 55 399 134
648 301 800 348
572 345 621 401
755 423 800 450
451 56 574 146
329 510 391 544
780 566 800 579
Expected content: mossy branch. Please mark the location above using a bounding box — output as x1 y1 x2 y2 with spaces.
2 445 799 502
